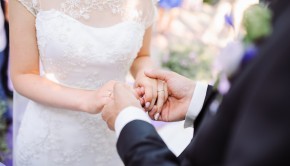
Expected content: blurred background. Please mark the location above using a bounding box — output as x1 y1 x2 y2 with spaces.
0 0 259 165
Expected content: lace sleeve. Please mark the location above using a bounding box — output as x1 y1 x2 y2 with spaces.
17 0 39 16
143 0 158 29
124 0 158 29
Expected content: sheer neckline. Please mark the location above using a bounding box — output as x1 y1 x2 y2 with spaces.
36 9 141 30
59 0 124 20
18 0 157 29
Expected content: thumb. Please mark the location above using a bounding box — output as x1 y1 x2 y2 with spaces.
113 83 125 96
113 83 134 99
144 69 171 82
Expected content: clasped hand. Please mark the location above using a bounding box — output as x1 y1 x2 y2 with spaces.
101 69 196 130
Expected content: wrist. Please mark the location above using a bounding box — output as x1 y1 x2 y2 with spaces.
135 70 146 80
77 90 97 113
134 67 157 81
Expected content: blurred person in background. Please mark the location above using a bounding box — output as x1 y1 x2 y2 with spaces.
0 1 7 98
158 0 183 35
0 0 11 125
1 0 12 99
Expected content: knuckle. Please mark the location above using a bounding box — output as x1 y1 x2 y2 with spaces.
101 112 106 120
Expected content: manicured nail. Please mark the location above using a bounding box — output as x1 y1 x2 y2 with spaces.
154 113 160 121
145 102 150 108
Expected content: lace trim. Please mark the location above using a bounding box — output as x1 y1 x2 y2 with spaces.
60 0 124 20
18 0 40 16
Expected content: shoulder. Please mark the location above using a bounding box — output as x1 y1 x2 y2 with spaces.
122 0 157 28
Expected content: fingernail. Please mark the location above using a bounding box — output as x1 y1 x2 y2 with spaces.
145 102 150 108
154 113 160 121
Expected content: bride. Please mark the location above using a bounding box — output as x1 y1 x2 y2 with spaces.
9 0 165 165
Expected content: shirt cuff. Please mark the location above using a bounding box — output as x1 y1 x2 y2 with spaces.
184 82 208 128
115 106 151 138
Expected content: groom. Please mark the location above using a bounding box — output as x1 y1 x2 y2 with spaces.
102 0 290 165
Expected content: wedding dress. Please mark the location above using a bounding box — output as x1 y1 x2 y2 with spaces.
13 0 156 165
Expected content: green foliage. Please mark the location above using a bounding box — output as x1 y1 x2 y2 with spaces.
243 4 272 44
203 0 220 6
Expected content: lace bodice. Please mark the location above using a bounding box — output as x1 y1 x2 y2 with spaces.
19 0 156 28
17 0 157 89
14 1 157 165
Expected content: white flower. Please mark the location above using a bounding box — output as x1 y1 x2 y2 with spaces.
216 41 244 76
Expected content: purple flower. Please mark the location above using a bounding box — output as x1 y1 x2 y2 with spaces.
225 13 234 28
242 45 258 66
188 51 197 62
216 41 244 76
180 59 189 67
218 74 231 95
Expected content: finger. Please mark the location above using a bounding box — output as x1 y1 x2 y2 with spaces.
156 80 165 113
144 69 172 82
101 106 107 121
135 87 142 96
135 87 145 97
143 85 152 109
97 97 111 112
140 87 145 94
156 93 164 114
139 97 145 107
100 100 111 120
133 88 142 99
164 82 169 102
154 113 160 121
115 83 142 109
148 106 158 120
145 82 157 111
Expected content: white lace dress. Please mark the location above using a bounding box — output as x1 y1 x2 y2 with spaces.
14 0 156 165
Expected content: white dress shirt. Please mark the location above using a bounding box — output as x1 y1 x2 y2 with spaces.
115 82 208 138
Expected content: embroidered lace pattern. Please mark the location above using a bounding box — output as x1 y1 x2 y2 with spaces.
60 0 124 19
14 0 156 165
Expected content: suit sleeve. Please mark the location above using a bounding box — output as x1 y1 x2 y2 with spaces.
117 120 180 166
178 85 213 160
117 85 213 165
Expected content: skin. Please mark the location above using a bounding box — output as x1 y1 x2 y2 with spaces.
145 70 195 122
130 27 167 113
9 0 165 114
102 69 196 130
102 83 142 131
4 0 9 21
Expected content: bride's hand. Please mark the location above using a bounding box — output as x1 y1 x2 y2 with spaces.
80 81 116 114
135 76 168 120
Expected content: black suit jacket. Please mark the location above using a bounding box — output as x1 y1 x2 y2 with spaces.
117 2 290 165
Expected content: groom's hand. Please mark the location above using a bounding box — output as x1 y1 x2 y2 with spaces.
145 70 196 122
101 83 142 130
